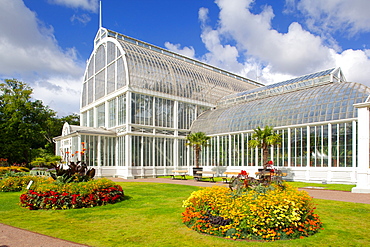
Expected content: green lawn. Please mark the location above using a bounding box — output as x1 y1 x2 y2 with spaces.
162 175 356 191
287 181 356 191
0 182 369 246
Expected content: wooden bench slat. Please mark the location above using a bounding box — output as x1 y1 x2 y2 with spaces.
170 170 188 180
194 171 215 182
221 171 241 183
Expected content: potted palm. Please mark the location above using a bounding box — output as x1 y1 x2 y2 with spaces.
248 126 282 168
185 132 210 177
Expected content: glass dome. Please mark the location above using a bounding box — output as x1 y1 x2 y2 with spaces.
192 81 370 134
81 27 263 108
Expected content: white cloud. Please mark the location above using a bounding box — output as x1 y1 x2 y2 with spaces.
195 0 370 87
0 0 84 115
200 0 333 80
32 76 82 116
296 0 370 37
333 49 370 83
164 42 195 59
70 13 91 25
48 0 99 12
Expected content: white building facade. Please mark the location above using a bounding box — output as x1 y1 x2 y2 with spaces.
54 27 370 193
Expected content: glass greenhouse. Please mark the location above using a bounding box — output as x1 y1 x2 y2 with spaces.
54 27 370 192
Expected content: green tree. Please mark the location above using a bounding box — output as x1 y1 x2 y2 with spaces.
41 113 80 153
185 132 210 168
0 79 57 164
248 126 282 167
30 148 61 168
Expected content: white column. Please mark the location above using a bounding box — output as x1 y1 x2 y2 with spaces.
97 136 102 177
125 92 134 179
125 134 134 179
229 134 232 167
216 136 220 167
327 123 333 182
173 101 179 169
352 103 370 193
241 133 245 166
305 126 310 181
287 128 291 167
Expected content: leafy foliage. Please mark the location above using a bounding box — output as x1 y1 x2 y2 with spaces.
51 161 95 183
0 166 29 176
0 176 52 192
248 126 282 166
228 169 286 198
185 132 210 168
182 184 323 241
30 150 61 168
0 79 80 164
19 178 124 210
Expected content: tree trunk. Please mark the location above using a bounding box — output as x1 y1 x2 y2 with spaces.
263 148 269 168
195 148 200 168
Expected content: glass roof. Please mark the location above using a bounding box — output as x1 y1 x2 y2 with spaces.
102 28 263 87
87 28 263 106
220 68 346 105
192 81 370 134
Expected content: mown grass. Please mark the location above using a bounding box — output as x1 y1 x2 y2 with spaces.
287 181 355 191
162 175 356 191
0 182 369 246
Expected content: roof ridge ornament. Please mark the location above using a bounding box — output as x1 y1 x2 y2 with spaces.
99 0 102 29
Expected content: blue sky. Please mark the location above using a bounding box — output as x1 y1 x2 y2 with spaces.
1 0 370 116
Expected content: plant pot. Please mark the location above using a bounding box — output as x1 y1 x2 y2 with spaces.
193 167 203 180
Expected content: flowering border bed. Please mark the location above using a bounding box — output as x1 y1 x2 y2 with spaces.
0 176 50 192
182 184 323 241
19 178 124 210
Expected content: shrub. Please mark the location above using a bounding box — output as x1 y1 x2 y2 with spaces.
19 178 124 210
0 166 30 176
182 184 323 241
0 176 51 192
51 161 95 183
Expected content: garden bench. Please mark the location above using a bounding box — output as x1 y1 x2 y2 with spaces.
29 170 51 177
255 169 287 182
170 170 188 180
221 171 240 183
194 171 216 182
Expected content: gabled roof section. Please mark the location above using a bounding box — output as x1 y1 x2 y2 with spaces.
55 122 116 140
68 125 116 136
219 68 346 106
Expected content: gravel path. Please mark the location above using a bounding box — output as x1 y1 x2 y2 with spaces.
1 177 369 246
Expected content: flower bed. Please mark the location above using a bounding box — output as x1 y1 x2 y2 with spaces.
182 184 323 241
0 166 29 176
19 178 124 210
0 176 51 192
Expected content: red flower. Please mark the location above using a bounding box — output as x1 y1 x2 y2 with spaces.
239 170 248 176
72 194 79 204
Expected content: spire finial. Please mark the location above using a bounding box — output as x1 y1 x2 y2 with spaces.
99 1 102 28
